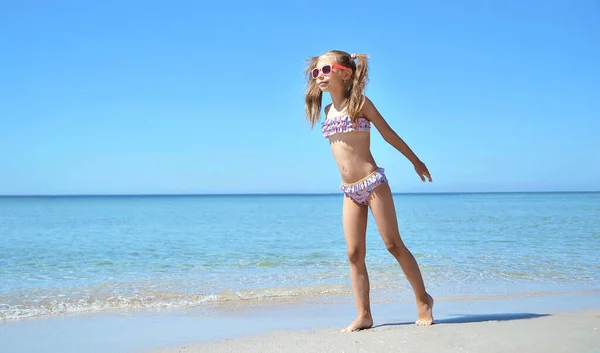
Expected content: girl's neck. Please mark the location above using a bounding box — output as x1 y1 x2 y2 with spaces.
329 91 348 112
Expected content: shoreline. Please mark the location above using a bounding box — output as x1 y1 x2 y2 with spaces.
2 284 598 322
1 290 598 353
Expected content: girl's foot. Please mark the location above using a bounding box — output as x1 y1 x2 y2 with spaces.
341 315 374 332
415 293 434 326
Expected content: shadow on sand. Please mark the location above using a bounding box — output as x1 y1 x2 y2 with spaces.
372 313 550 329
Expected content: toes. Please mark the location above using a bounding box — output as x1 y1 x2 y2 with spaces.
341 327 359 333
341 325 367 332
415 319 434 326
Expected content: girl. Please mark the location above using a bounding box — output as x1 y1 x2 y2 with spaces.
304 50 434 332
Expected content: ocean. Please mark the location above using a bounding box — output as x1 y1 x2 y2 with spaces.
1 192 599 321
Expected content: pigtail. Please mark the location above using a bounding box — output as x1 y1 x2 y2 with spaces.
345 53 369 122
304 56 324 128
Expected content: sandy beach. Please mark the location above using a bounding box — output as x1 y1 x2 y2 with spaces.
149 309 600 353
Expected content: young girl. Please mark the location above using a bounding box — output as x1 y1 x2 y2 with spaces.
304 50 434 332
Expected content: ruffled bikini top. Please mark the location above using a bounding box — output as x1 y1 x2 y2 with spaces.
321 115 371 138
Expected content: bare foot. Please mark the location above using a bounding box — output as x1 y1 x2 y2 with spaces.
341 316 374 332
415 293 434 326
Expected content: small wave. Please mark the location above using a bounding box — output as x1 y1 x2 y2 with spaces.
255 262 274 267
0 284 353 321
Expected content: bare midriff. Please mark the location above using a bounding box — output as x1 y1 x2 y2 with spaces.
328 131 379 184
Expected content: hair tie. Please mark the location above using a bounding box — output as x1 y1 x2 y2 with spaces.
350 53 357 59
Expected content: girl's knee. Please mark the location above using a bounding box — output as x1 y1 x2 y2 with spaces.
385 239 406 257
347 247 366 264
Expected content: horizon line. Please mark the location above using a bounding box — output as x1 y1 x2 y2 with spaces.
1 190 599 197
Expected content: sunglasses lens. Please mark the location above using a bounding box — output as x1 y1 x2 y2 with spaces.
311 68 319 78
322 65 332 74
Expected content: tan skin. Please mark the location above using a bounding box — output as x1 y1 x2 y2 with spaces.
315 54 434 332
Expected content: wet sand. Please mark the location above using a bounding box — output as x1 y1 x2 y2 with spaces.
1 291 599 353
148 309 600 353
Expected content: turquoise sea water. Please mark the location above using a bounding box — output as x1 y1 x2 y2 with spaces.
1 192 599 320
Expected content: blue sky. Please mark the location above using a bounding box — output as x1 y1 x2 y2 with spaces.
1 1 599 195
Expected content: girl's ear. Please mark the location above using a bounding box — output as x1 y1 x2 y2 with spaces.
343 69 353 82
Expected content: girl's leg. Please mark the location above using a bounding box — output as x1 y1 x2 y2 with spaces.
341 194 372 332
368 182 434 326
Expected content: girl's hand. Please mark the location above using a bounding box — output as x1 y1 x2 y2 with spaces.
413 160 432 182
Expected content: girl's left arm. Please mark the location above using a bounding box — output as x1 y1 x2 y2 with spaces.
361 96 432 182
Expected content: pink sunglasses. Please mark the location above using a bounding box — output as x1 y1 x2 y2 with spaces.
311 63 350 79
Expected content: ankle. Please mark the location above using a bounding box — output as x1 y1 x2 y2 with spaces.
357 310 372 319
416 292 430 304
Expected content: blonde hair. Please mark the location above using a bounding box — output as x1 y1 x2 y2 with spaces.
304 50 369 127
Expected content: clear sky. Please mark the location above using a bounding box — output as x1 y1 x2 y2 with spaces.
1 1 599 195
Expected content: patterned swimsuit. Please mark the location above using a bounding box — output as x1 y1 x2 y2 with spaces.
321 116 388 205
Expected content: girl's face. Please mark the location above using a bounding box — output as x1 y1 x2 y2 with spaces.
313 55 352 93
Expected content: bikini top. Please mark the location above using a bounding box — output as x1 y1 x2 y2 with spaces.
321 115 371 138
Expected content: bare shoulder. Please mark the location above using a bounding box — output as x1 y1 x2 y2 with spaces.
360 96 384 123
324 103 332 118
